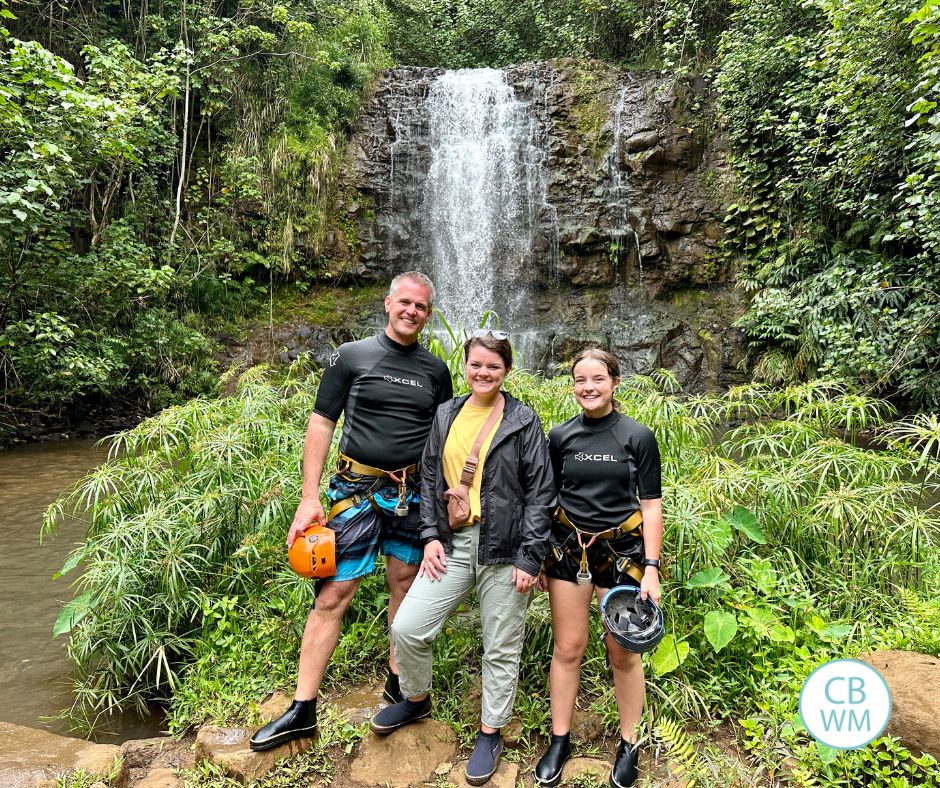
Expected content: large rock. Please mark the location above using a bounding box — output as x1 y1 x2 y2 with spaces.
120 736 193 771
858 650 940 757
195 725 316 783
134 768 182 788
0 722 126 788
350 721 457 786
328 682 386 727
571 707 607 743
561 757 611 782
447 759 518 788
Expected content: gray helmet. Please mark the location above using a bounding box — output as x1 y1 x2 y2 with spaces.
601 585 665 653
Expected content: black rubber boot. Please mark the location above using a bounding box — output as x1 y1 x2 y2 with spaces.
369 695 432 734
465 729 504 786
610 739 639 788
534 733 571 787
249 698 317 751
383 670 403 703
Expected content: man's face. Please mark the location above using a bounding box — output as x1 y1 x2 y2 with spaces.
385 279 432 344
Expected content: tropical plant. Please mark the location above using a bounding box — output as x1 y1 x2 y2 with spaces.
717 0 940 407
43 358 940 787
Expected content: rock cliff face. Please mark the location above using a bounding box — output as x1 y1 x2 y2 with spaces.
330 59 744 390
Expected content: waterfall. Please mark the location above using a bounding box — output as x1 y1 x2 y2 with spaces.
419 69 551 331
607 85 641 273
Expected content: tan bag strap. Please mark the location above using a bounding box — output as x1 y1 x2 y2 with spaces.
458 395 505 488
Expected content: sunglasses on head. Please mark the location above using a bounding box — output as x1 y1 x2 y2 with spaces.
470 329 510 340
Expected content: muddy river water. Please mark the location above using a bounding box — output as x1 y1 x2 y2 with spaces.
0 439 162 740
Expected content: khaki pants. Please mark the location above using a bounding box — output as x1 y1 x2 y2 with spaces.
391 523 531 729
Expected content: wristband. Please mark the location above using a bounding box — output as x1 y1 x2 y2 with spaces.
641 558 661 569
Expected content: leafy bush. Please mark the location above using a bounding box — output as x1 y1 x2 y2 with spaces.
1 0 391 419
44 358 940 785
717 0 940 408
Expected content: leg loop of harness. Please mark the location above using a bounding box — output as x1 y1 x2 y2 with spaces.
554 508 645 586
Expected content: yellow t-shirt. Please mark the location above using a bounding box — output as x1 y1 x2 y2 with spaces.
442 402 503 524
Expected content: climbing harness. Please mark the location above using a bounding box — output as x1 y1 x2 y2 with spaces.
327 454 420 521
552 508 644 585
601 584 665 653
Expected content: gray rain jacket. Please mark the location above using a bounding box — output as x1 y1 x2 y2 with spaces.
419 392 556 575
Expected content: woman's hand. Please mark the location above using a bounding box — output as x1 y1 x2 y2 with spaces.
512 567 538 593
420 540 448 581
536 571 548 592
640 566 661 605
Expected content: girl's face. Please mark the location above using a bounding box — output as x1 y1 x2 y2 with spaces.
466 345 508 399
573 358 620 417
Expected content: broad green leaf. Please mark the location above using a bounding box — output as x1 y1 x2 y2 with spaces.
724 506 767 544
686 568 730 589
820 623 853 640
780 713 806 738
745 606 781 638
704 516 733 553
818 744 839 764
651 634 690 676
704 610 737 652
745 557 776 593
53 548 85 579
52 590 93 637
768 623 795 643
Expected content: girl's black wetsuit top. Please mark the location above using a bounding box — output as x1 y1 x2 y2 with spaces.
548 410 662 531
313 333 453 470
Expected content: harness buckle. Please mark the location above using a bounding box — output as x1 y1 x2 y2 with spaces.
392 467 410 517
576 569 593 585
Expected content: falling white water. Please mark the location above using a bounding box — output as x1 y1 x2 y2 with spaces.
607 85 641 272
421 69 548 331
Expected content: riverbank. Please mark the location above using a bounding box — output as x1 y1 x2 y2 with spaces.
5 653 939 787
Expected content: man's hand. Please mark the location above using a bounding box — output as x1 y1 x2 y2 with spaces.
640 566 661 605
286 496 326 547
512 567 538 593
420 539 448 581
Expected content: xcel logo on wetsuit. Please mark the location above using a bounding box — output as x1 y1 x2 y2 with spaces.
574 452 619 462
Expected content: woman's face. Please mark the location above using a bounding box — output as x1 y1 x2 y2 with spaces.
466 345 508 399
573 358 620 417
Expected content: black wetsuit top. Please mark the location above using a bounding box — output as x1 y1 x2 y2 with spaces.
548 410 662 531
313 333 453 470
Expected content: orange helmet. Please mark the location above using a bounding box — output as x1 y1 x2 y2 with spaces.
288 525 336 579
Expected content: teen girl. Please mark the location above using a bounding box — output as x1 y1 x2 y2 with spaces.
535 348 663 788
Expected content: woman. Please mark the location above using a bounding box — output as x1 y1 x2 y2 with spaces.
535 348 663 788
370 330 555 786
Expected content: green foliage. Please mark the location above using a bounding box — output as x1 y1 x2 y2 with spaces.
1 0 391 419
385 0 731 69
43 360 940 787
55 757 124 788
717 0 940 407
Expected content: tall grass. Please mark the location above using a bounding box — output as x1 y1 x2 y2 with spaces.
44 358 940 783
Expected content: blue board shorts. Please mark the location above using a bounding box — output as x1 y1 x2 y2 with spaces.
324 472 425 583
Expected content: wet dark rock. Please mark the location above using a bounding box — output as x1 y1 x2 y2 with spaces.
333 60 743 392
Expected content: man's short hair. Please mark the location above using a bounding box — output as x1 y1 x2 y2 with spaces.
388 271 436 307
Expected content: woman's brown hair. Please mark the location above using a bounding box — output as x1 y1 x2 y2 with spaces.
464 334 513 370
571 348 621 409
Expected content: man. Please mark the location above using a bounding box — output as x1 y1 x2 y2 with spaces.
250 272 453 751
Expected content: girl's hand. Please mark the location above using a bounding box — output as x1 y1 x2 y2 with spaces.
536 571 548 592
640 566 661 605
512 567 538 593
420 540 448 581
